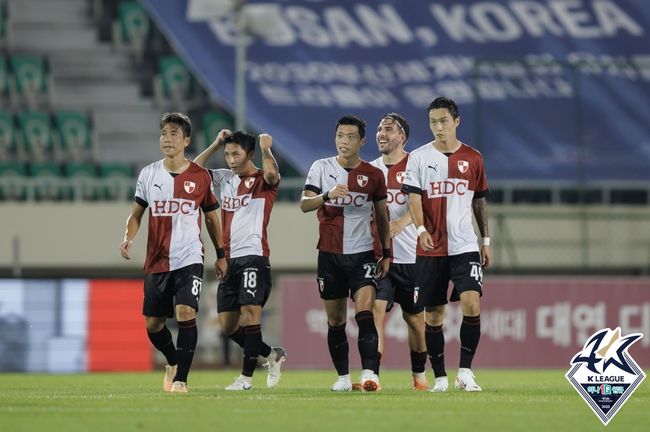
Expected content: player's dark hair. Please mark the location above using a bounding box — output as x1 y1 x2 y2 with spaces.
336 115 366 139
427 97 460 119
224 131 256 155
160 112 192 138
381 112 410 140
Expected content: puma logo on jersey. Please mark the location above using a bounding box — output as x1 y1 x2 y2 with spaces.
427 165 438 172
329 174 338 181
154 183 163 190
246 289 257 297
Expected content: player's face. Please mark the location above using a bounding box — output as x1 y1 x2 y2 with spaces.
429 108 460 143
159 123 189 158
376 117 405 155
224 143 252 174
335 125 364 158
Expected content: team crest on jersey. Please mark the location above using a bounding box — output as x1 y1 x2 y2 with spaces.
244 177 255 189
457 160 469 173
357 175 368 187
566 327 645 425
396 171 406 184
184 181 196 194
413 286 420 304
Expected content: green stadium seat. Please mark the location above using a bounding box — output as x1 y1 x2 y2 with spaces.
9 55 49 109
201 111 233 151
0 57 8 104
0 161 27 200
99 162 133 200
30 161 63 200
118 2 150 45
155 55 194 104
54 111 93 161
65 162 98 201
17 111 55 161
0 111 19 161
0 3 5 47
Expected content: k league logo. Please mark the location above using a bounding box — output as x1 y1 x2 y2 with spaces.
565 327 645 425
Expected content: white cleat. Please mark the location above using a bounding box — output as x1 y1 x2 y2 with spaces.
225 375 253 391
170 381 188 393
455 368 482 392
263 347 287 389
331 374 352 392
360 369 380 392
431 376 449 393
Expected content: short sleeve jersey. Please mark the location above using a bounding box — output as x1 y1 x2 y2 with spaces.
370 154 417 264
304 157 387 255
210 169 278 259
134 160 219 273
401 142 488 257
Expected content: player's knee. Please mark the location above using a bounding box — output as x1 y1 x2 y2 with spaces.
240 305 261 326
175 305 196 322
144 316 165 333
219 316 239 335
425 307 445 326
403 311 424 329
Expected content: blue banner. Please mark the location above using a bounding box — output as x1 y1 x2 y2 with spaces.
142 0 650 181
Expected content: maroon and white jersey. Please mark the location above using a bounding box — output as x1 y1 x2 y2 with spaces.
370 155 417 264
401 142 489 257
134 160 219 273
304 157 387 255
210 169 278 259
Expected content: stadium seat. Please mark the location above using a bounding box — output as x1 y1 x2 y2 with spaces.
0 56 9 108
200 111 233 151
0 111 20 161
0 161 26 200
99 162 133 200
54 111 94 162
0 2 6 49
113 1 151 60
30 161 63 200
65 162 98 201
9 55 51 109
17 111 57 161
154 55 198 109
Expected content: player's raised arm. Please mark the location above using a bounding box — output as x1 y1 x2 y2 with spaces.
194 129 231 167
119 201 146 260
204 209 228 279
259 134 280 186
472 197 491 269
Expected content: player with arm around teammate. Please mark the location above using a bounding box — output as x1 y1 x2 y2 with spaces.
300 114 391 392
119 112 227 393
402 97 492 392
194 130 286 391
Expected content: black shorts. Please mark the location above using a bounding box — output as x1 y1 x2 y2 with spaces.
375 263 424 314
317 250 377 300
217 255 272 313
143 263 204 318
415 252 483 307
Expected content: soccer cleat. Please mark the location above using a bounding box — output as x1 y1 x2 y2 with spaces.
263 347 287 389
455 368 482 392
431 376 449 392
412 372 430 391
225 375 253 391
170 381 188 393
163 364 177 392
360 369 380 392
331 374 352 392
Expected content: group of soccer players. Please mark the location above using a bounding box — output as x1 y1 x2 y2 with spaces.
120 96 491 394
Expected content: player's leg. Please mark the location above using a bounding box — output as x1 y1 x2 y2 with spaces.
451 253 483 392
225 303 262 390
402 310 428 390
143 272 177 392
372 300 388 376
353 284 380 392
170 264 204 392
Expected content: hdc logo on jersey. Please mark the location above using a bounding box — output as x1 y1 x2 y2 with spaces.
222 194 251 211
387 189 407 205
566 327 645 425
152 199 197 216
357 175 368 187
326 191 369 208
184 181 196 194
244 177 255 189
457 160 469 173
427 179 469 198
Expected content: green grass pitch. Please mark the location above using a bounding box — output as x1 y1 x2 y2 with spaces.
1 370 647 432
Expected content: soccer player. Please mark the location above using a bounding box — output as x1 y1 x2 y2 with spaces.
300 115 391 392
194 130 286 391
366 113 429 391
119 112 227 393
402 97 491 392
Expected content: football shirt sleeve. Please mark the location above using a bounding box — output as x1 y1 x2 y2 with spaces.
134 168 149 208
474 155 490 199
401 152 423 195
304 160 323 194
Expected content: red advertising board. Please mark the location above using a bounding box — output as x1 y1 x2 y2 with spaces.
279 276 650 369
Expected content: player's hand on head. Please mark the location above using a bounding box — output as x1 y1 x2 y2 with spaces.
418 232 434 252
328 184 348 200
214 129 232 146
119 240 132 260
481 245 491 269
259 133 272 150
215 257 227 280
